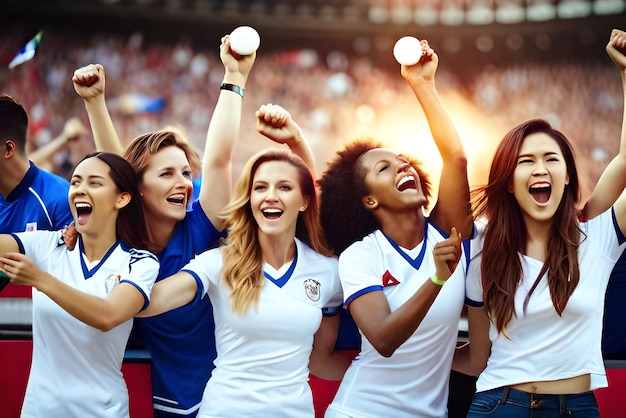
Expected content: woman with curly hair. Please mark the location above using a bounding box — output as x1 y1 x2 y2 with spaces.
461 30 626 417
137 148 350 417
318 39 473 418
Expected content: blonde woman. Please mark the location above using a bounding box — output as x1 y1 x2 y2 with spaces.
138 149 350 417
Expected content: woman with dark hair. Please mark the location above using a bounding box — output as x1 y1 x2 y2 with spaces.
137 148 349 417
0 152 159 417
461 29 626 417
318 39 472 417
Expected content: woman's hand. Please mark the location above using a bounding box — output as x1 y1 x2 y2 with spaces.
62 222 78 250
0 252 47 289
73 63 106 102
256 103 304 148
432 226 462 283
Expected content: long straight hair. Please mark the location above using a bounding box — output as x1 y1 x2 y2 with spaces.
219 149 329 314
471 119 582 334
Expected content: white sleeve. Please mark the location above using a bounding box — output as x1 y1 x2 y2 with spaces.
338 240 383 307
13 230 63 261
124 249 159 305
583 208 626 263
465 221 486 306
181 248 223 297
465 254 484 306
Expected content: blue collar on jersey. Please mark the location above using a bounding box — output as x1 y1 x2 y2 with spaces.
382 220 429 270
5 162 38 202
79 236 122 279
263 244 298 288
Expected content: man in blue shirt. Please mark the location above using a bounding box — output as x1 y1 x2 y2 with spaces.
0 94 73 291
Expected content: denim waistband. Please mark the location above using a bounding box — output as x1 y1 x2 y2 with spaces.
498 386 594 411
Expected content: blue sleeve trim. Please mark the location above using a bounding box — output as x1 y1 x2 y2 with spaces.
10 233 25 254
465 296 484 308
182 269 206 296
120 280 150 311
612 207 626 245
344 285 383 309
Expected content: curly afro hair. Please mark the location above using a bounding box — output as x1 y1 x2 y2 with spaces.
318 139 431 255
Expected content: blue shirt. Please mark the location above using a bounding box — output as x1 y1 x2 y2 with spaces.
133 200 222 417
0 162 72 233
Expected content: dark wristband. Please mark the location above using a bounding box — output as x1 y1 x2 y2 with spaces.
220 83 244 97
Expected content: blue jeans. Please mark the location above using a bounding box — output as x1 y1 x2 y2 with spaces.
467 387 599 417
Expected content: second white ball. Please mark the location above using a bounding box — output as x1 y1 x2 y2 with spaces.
229 26 261 56
393 36 423 66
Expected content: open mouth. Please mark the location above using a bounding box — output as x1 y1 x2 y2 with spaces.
75 203 93 225
396 176 417 192
166 193 185 206
262 209 283 220
529 185 551 204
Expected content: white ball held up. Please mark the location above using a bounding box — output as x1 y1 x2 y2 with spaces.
229 26 261 56
393 36 423 66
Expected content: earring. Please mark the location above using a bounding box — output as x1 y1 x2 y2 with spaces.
300 206 306 212
367 199 375 205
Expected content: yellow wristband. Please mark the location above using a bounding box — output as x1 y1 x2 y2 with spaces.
431 275 446 286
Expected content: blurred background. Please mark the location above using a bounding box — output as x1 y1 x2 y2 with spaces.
1 0 624 201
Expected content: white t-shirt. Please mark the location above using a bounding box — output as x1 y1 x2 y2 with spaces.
466 208 626 392
182 238 342 418
327 222 467 418
13 231 159 418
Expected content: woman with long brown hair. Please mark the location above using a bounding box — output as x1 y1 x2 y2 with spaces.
462 29 626 417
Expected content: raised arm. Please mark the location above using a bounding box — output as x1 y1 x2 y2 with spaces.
73 64 124 154
198 34 256 231
0 251 149 331
255 103 317 177
29 117 86 170
582 29 626 221
403 41 471 238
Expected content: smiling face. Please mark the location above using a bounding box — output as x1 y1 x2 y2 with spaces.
139 145 193 223
69 157 129 236
358 148 426 212
512 132 569 224
250 160 309 239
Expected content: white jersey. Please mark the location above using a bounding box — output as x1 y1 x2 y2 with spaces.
327 222 467 418
466 208 626 392
181 238 342 418
12 230 159 418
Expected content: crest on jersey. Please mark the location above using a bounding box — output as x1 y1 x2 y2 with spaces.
105 274 121 293
304 279 320 301
382 270 400 287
